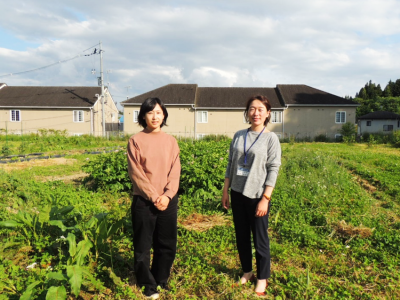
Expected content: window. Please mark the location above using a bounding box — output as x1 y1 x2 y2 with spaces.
271 111 282 123
74 133 83 136
133 110 139 123
111 113 115 122
73 110 84 122
10 110 20 122
366 121 371 126
335 111 346 123
383 125 393 131
197 111 208 123
197 134 206 139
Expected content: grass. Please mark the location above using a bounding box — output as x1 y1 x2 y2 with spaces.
0 140 399 299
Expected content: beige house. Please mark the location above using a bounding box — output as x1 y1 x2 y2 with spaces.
121 84 359 140
358 111 400 135
0 83 119 136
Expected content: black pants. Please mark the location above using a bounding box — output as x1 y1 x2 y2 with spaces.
131 195 178 296
231 189 271 279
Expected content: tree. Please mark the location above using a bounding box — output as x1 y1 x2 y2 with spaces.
339 122 356 143
358 87 367 100
393 79 400 97
383 83 392 97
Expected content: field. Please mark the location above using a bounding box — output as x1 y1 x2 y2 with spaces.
0 135 400 299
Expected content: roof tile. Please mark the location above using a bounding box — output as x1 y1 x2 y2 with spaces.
0 86 100 107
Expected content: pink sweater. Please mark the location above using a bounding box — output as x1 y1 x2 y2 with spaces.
127 129 181 202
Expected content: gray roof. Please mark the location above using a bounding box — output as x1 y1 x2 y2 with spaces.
121 83 357 108
0 86 101 107
122 84 197 105
195 87 284 108
358 111 400 120
277 84 359 106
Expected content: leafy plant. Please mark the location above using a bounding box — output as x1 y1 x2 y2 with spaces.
82 150 132 192
339 122 356 143
1 144 12 156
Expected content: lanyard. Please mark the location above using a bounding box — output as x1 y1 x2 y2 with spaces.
243 127 265 165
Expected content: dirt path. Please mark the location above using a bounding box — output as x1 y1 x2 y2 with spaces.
0 157 78 172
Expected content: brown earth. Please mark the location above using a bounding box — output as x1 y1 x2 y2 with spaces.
0 157 77 172
179 213 230 232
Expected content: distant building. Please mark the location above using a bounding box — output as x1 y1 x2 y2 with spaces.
0 83 119 136
121 83 359 139
358 111 400 135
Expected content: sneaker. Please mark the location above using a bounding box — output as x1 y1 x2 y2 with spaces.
146 293 160 299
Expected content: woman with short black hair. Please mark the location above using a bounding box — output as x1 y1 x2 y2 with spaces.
222 95 281 296
127 97 181 299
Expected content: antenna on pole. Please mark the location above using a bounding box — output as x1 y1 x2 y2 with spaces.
100 41 105 137
125 85 131 100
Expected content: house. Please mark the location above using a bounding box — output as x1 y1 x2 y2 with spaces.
0 83 119 136
121 84 359 139
358 111 400 135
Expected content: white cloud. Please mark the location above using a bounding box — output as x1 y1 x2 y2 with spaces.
0 0 399 102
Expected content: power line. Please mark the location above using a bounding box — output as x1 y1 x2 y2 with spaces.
0 43 100 78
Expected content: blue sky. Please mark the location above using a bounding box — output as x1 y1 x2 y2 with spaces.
0 0 399 106
0 28 40 51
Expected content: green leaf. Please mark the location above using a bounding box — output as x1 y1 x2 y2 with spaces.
20 281 41 300
67 265 82 298
107 219 124 238
85 216 98 229
46 285 67 300
47 271 67 281
14 212 32 227
108 267 123 286
66 233 77 257
274 210 280 225
75 240 93 266
0 220 23 228
97 218 108 241
38 205 51 224
55 205 74 216
48 220 67 231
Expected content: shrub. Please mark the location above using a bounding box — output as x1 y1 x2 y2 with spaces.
82 150 132 192
339 122 356 143
314 134 329 142
392 130 400 148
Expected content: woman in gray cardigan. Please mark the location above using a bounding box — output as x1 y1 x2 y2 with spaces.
222 95 281 296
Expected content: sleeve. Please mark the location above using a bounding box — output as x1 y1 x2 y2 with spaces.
264 135 282 187
224 134 235 178
127 137 159 202
163 140 181 199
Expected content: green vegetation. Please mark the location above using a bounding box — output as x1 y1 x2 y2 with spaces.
353 79 400 117
0 129 128 155
0 137 399 299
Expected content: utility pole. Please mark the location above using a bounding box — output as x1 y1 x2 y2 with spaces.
100 41 105 137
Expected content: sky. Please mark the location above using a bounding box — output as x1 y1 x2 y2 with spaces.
0 0 400 108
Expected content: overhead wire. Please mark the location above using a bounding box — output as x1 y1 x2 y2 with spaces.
0 43 100 78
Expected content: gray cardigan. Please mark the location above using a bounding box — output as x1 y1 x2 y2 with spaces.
225 128 281 199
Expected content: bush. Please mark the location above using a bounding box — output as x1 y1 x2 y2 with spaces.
339 122 356 143
82 150 132 192
178 140 230 213
314 134 329 142
392 130 400 148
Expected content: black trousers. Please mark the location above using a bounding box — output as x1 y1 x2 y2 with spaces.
131 194 178 296
231 189 271 279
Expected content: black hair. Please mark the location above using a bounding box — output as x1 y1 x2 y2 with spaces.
137 97 168 128
243 95 272 125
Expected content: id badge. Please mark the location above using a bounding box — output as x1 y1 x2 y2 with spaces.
237 166 249 177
